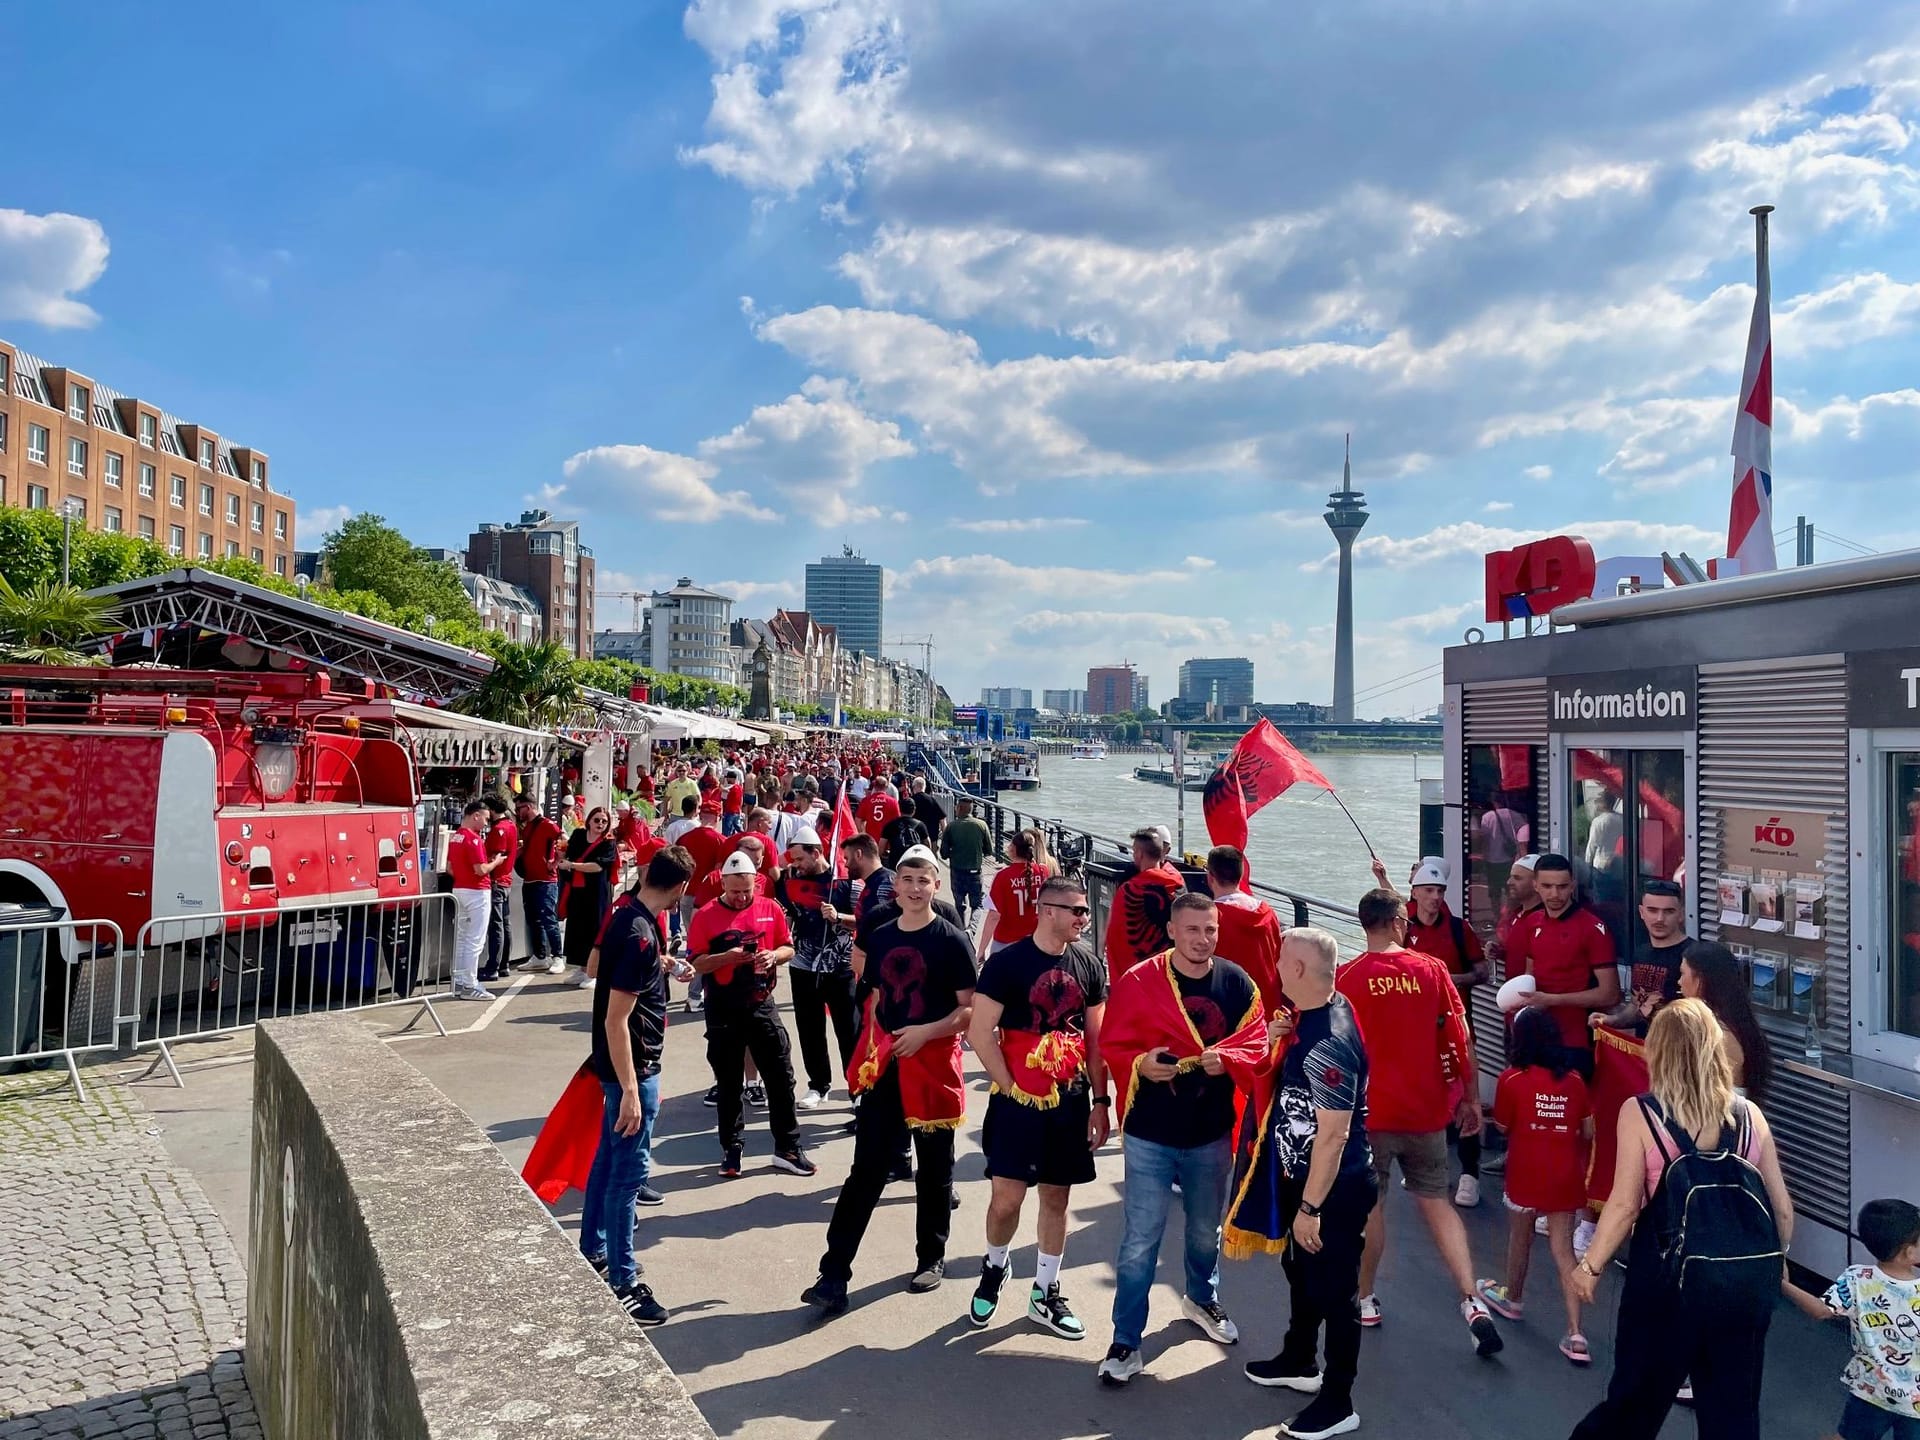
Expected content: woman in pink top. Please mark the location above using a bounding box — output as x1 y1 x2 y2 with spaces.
1566 1000 1794 1440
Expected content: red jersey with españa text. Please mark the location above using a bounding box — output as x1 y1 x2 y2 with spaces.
1335 945 1471 1133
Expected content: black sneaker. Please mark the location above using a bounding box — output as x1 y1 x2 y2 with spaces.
801 1275 849 1316
745 1082 768 1109
1028 1282 1085 1340
888 1158 915 1183
772 1146 817 1177
969 1260 1008 1327
1279 1393 1359 1438
1097 1342 1142 1386
1244 1353 1323 1392
720 1146 743 1178
635 1185 665 1207
703 1085 721 1107
614 1283 668 1327
908 1260 945 1292
585 1251 609 1278
1462 1297 1504 1357
477 967 501 983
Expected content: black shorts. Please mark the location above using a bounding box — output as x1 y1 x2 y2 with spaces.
981 1085 1095 1188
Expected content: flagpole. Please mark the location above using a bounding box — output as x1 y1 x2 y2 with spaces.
1320 786 1379 862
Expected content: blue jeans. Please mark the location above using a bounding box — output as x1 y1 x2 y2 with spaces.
1110 1133 1234 1349
722 812 744 836
580 1074 660 1290
524 879 562 958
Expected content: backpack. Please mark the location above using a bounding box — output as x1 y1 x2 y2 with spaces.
1637 1094 1782 1316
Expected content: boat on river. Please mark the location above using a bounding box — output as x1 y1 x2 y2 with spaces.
1069 740 1107 759
1132 758 1209 792
994 741 1041 791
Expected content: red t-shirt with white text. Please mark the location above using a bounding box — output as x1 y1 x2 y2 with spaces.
1494 1065 1591 1213
448 829 491 890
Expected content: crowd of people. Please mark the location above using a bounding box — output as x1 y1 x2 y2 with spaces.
506 741 1917 1440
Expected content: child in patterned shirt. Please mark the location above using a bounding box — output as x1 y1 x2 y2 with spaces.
1785 1198 1920 1440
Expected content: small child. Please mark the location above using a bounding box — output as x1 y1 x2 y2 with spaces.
1784 1198 1920 1440
1474 1007 1593 1365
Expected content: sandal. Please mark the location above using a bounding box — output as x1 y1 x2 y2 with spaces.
1560 1333 1591 1365
1475 1278 1523 1321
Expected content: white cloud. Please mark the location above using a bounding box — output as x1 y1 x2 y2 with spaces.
1522 465 1552 480
949 516 1089 533
894 552 1210 598
1484 500 1514 512
560 444 778 523
697 376 913 523
1303 518 1722 572
294 504 352 546
710 577 804 608
0 209 110 328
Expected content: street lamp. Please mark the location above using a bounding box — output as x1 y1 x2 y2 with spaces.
60 498 84 587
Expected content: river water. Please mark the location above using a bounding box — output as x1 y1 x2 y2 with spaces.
1008 751 1437 907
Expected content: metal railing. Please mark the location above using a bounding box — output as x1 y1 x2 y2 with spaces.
128 892 460 1086
0 916 125 1102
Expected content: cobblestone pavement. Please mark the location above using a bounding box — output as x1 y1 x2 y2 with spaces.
0 1073 259 1440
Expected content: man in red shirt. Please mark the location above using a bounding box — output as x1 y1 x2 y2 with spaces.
1504 853 1619 1060
722 768 746 837
513 797 565 975
860 785 900 841
1404 856 1490 1208
1336 887 1503 1357
1204 845 1284 1016
447 800 506 1000
479 794 519 982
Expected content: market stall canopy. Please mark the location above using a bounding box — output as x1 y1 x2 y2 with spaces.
384 700 571 769
86 568 494 703
738 718 807 743
636 704 764 744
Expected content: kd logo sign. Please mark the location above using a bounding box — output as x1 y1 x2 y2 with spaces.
1754 817 1797 847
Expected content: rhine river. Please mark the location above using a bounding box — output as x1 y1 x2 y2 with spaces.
1002 750 1438 907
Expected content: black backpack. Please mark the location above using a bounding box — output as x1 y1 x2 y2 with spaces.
1637 1094 1783 1315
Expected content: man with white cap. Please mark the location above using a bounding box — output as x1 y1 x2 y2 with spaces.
773 824 861 1108
689 848 815 1179
1404 856 1490 1208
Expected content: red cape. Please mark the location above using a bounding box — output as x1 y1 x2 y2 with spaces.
846 992 967 1131
1587 1024 1650 1209
1102 951 1271 1124
521 1064 603 1204
1214 894 1285 1016
1104 865 1186 990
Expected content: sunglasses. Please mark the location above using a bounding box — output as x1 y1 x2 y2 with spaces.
1042 902 1092 918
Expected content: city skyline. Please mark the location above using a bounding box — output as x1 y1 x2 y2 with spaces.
5 6 1919 715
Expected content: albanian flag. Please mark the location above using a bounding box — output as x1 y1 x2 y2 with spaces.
1102 951 1271 1124
1104 863 1187 991
827 782 859 879
521 1062 604 1204
1203 719 1338 868
1586 1024 1651 1209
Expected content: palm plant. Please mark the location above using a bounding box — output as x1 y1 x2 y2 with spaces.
457 640 582 729
0 576 120 665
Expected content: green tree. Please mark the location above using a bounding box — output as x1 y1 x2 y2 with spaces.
0 508 172 591
0 576 121 665
321 514 478 624
457 640 582 729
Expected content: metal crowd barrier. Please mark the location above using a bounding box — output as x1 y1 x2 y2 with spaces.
129 892 460 1087
0 916 126 1103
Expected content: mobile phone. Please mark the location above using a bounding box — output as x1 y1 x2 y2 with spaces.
1156 1050 1180 1066
742 935 760 954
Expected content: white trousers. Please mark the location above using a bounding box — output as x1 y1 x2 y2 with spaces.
452 888 491 988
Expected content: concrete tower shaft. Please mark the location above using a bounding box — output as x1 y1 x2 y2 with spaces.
1324 436 1369 723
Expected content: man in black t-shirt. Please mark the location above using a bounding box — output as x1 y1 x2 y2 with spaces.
581 846 694 1329
804 847 977 1316
966 874 1110 1340
773 825 861 1107
1243 928 1377 1438
1594 877 1690 1037
880 795 932 870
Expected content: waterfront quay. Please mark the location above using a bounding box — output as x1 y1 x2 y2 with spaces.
4 969 1849 1440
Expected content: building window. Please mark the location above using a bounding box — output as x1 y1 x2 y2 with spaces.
105 506 122 533
1888 753 1920 1043
170 474 187 507
104 452 123 487
28 425 48 465
250 502 264 533
198 437 214 468
138 516 155 540
139 463 155 498
199 482 214 517
168 525 185 555
251 547 264 564
251 458 265 485
273 555 287 577
139 414 156 447
0 353 8 389
67 436 87 478
273 511 287 540
197 532 213 558
0 412 7 451
68 384 89 422
226 540 240 558
226 495 241 525
27 483 48 509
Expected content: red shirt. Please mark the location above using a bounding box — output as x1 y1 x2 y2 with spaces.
1507 904 1615 1050
986 862 1051 945
724 782 744 816
722 831 779 878
1406 901 1484 981
518 816 562 883
1335 945 1472 1134
861 792 901 839
688 894 792 1003
1214 892 1284 1016
447 828 491 890
1494 1065 1591 1213
485 818 518 890
679 825 726 885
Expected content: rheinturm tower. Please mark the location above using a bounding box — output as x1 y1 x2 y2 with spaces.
1324 436 1369 723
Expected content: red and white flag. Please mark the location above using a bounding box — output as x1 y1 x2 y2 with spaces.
827 783 858 879
1202 719 1337 885
1727 216 1776 574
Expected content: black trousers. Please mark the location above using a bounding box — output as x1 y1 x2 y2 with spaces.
790 966 860 1096
484 885 512 974
1278 1174 1378 1408
705 1002 801 1153
819 1069 954 1284
1568 1222 1771 1440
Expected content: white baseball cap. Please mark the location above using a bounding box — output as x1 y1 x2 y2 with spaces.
1512 853 1541 873
720 851 759 877
790 825 823 848
1410 859 1448 889
896 843 940 871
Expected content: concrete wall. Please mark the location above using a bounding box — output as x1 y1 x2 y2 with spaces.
247 1013 714 1440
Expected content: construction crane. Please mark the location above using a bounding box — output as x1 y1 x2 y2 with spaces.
888 634 935 676
599 591 649 630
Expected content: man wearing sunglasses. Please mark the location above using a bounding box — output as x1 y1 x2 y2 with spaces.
966 876 1111 1339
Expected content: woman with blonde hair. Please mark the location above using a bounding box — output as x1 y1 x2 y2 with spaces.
1567 998 1793 1440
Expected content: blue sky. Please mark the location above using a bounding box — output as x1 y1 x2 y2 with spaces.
5 1 1920 716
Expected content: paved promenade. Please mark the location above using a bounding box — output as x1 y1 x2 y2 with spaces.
131 972 1850 1440
0 1075 258 1440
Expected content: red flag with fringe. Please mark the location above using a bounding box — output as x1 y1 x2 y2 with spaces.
1101 950 1271 1124
520 1063 604 1204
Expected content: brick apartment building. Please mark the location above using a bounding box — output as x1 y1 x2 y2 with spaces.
463 510 596 659
0 338 297 574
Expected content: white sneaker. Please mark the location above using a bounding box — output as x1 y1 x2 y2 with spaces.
545 957 566 975
1181 1295 1239 1345
797 1089 831 1110
572 971 596 990
1358 1294 1382 1328
1573 1219 1596 1262
1097 1343 1142 1386
1534 1214 1550 1236
1454 1175 1481 1208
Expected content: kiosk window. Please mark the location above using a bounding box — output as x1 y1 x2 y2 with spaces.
1569 747 1687 962
1891 753 1920 1041
1465 744 1538 944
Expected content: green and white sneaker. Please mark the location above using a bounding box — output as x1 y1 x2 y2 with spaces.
1028 1282 1085 1340
969 1259 1008 1327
